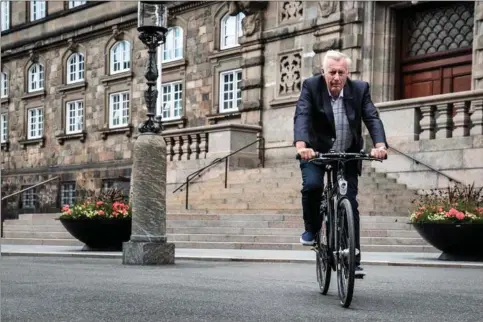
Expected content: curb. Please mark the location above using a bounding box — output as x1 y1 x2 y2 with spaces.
2 251 483 269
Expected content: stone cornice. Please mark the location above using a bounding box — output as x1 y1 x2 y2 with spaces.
1 7 138 60
167 1 210 14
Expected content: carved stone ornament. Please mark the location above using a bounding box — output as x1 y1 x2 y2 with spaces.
112 25 123 41
29 50 40 63
67 39 79 53
319 1 337 17
227 1 268 36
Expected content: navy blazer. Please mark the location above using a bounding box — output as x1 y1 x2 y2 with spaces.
293 75 388 173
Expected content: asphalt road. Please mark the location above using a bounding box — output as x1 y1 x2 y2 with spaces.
1 257 482 322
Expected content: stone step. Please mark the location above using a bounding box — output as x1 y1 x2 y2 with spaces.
0 237 83 246
3 231 74 239
166 234 426 246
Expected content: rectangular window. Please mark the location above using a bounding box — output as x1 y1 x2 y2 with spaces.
30 0 46 21
60 182 76 206
21 188 36 208
1 0 9 31
219 69 242 113
68 1 87 9
159 82 183 121
27 107 43 139
1 113 7 143
109 92 130 128
0 72 7 98
66 100 84 134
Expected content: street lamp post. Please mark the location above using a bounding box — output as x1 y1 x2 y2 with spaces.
122 1 175 265
136 1 168 133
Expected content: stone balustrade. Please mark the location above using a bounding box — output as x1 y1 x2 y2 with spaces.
162 123 263 163
375 89 483 142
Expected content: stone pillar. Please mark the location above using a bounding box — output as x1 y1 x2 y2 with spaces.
122 133 175 265
419 105 435 140
435 103 453 139
453 101 470 137
229 1 268 126
472 1 483 89
470 99 483 135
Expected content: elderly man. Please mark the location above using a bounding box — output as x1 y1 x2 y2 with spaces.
293 50 388 276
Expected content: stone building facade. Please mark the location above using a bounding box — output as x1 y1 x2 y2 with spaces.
1 1 482 213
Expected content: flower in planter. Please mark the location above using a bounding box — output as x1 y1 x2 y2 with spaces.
59 200 132 220
409 183 483 224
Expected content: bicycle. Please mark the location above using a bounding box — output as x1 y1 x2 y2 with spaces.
296 150 385 308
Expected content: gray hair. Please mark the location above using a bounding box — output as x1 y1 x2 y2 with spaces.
322 50 352 71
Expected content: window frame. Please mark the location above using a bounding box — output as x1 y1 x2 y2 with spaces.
27 107 44 140
66 53 85 84
1 113 7 143
162 26 184 63
0 72 7 98
30 0 46 21
65 100 84 135
108 91 130 129
158 81 183 121
1 0 10 31
219 69 242 113
220 12 245 50
110 40 131 74
28 63 45 93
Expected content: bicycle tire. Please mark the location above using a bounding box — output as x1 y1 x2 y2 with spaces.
316 217 331 295
336 197 356 308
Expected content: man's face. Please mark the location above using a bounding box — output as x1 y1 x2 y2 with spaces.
323 58 348 97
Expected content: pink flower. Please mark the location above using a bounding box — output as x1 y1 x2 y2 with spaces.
455 212 465 220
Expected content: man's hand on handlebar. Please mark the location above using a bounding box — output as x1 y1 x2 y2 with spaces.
296 147 316 160
370 144 388 160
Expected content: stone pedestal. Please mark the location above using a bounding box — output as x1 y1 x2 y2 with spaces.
122 133 175 265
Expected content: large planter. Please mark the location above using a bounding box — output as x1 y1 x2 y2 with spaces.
412 223 483 261
59 217 132 251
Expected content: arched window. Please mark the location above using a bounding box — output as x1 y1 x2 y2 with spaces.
162 26 184 62
220 12 245 50
66 53 85 84
28 63 44 92
110 40 131 74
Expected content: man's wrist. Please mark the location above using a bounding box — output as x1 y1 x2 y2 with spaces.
374 143 387 150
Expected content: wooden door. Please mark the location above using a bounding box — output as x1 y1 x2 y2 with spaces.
398 2 474 99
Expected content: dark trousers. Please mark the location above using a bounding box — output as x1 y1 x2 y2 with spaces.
299 160 361 265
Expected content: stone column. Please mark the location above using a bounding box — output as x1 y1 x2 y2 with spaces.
419 105 435 140
122 133 175 265
470 99 483 135
452 101 470 137
472 1 483 89
435 103 453 139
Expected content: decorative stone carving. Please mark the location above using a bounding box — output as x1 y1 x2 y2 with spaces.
67 39 79 53
227 1 268 36
319 1 337 17
470 100 483 135
112 25 123 41
29 50 39 63
279 52 302 95
280 1 303 23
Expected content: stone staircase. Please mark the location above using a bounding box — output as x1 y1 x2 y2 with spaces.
1 162 437 253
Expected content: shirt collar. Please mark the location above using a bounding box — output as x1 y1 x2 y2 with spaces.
328 88 344 100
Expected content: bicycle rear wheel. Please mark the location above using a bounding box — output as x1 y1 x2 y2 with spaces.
336 198 356 308
316 215 331 295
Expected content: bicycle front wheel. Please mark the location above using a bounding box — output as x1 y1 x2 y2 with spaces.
336 197 356 308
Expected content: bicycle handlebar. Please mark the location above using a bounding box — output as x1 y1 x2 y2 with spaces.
295 150 387 162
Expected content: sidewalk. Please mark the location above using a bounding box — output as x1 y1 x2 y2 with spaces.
1 244 483 268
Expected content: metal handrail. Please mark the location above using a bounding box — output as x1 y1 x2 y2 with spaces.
1 176 60 238
389 146 462 185
1 176 60 200
173 137 265 209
